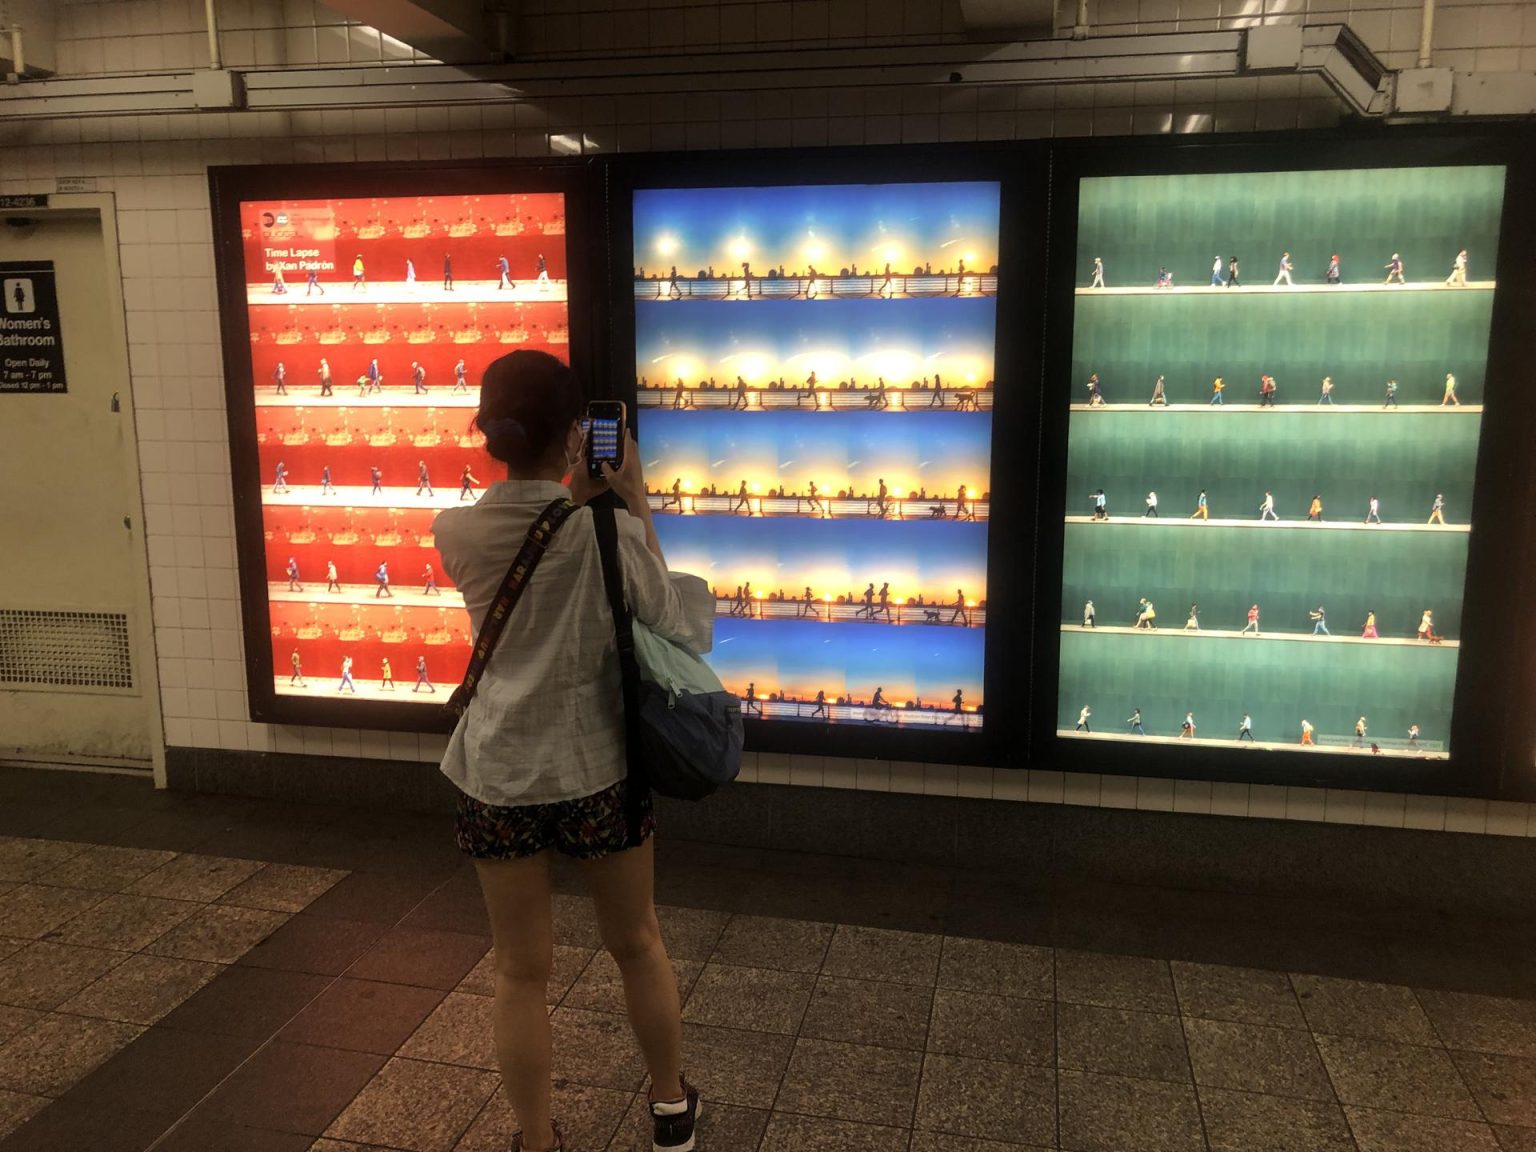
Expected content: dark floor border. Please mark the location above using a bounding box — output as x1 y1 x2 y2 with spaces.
165 746 1536 920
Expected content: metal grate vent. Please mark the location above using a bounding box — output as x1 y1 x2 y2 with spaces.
0 610 133 690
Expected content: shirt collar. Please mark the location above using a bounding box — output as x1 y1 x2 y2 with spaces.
478 479 572 505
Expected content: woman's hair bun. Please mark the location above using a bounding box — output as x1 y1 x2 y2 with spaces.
482 417 528 455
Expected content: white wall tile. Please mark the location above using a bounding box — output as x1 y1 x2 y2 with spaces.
1028 770 1066 805
1444 798 1490 834
1061 773 1102 808
1100 775 1138 810
1362 791 1407 828
954 764 992 799
1285 787 1327 823
1323 789 1368 825
923 763 959 797
1173 779 1212 815
1403 794 1448 831
1484 801 1529 838
890 761 926 794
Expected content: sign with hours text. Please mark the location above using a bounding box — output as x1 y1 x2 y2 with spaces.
0 261 66 394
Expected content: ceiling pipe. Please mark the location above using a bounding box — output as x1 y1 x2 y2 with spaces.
205 0 222 70
1417 0 1435 68
7 23 22 79
1073 0 1090 41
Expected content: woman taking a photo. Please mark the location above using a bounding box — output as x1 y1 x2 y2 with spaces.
433 350 712 1152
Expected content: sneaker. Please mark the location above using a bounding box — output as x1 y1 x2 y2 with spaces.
650 1077 701 1151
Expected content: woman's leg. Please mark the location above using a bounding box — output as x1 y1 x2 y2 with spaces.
580 838 685 1102
475 853 558 1150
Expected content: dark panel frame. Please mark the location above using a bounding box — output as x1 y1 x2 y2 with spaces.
208 158 601 734
1030 127 1536 799
602 145 1050 768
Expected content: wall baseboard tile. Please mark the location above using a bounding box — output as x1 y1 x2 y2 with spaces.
164 746 1536 917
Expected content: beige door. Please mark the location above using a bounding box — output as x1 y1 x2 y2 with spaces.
0 202 159 772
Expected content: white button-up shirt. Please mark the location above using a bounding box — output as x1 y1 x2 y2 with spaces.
432 480 713 807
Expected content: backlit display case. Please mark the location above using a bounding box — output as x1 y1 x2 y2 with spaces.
613 150 1040 764
1034 133 1536 795
212 163 591 728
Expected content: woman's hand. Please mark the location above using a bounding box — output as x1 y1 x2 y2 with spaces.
602 431 647 509
567 454 605 505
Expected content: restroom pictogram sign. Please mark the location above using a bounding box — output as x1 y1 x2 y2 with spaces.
0 261 67 393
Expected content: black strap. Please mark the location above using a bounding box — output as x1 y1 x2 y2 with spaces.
592 496 649 843
444 498 576 718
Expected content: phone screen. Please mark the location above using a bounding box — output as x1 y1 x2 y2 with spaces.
585 403 625 478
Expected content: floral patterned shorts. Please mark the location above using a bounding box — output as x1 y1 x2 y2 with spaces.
453 778 654 861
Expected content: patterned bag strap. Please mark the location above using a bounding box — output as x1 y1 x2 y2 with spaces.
444 498 577 718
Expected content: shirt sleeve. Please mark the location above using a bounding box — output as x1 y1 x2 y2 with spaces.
614 510 715 654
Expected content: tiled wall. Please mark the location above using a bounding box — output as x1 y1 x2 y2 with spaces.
5 0 1534 837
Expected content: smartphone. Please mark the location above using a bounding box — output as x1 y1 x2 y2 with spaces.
585 401 626 479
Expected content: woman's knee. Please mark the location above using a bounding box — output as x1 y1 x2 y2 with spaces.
604 913 665 968
494 944 552 990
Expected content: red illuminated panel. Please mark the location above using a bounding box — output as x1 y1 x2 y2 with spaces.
241 193 569 705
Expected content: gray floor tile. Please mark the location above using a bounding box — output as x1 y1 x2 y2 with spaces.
127 853 267 903
0 884 110 939
822 925 943 987
1058 1069 1203 1152
916 1052 1055 1146
709 915 835 974
1493 1124 1536 1150
1450 1050 1536 1127
324 1056 498 1152
1292 974 1438 1045
927 988 1053 1068
0 1011 142 1096
143 905 290 964
910 1133 1048 1151
0 1087 47 1140
760 1112 908 1151
218 864 348 914
0 941 128 1011
548 1007 647 1092
609 1092 769 1151
1172 961 1309 1030
34 846 178 893
1058 1002 1191 1084
1199 1086 1356 1152
800 976 933 1051
56 953 223 1026
1057 950 1178 1014
1185 1017 1334 1101
1345 1105 1502 1151
655 906 731 962
452 1080 631 1152
1418 990 1536 1058
278 978 448 1057
776 1036 923 1126
49 892 201 952
454 944 593 1007
677 1022 794 1110
550 894 604 950
396 992 498 1070
1315 1034 1480 1120
682 963 815 1035
0 939 24 965
562 952 701 1017
0 839 86 883
937 937 1053 1002
0 1007 41 1049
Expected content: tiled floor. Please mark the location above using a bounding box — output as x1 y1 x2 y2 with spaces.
2 768 1536 1150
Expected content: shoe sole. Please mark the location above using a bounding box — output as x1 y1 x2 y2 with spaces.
653 1098 701 1152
